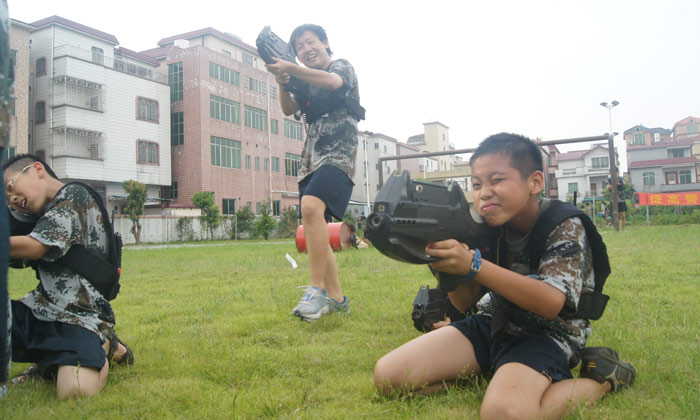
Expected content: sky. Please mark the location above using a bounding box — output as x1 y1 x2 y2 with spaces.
9 0 700 171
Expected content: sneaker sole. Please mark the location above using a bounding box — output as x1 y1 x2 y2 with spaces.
293 305 329 321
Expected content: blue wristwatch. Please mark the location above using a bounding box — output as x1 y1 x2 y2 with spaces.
465 248 481 280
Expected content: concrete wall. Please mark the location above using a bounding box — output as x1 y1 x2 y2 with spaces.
113 215 260 244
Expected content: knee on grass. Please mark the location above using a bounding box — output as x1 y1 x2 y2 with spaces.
56 365 105 399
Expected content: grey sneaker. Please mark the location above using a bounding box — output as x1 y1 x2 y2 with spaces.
328 296 350 314
579 347 636 392
292 287 329 321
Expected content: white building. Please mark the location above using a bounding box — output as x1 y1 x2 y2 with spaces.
555 144 616 202
628 139 700 194
28 16 170 209
349 132 398 217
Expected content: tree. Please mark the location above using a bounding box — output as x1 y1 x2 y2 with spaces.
277 207 299 238
122 180 147 243
235 206 255 238
253 201 276 240
191 191 220 240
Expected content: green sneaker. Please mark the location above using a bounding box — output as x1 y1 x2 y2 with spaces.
579 347 636 392
328 296 350 314
292 287 329 321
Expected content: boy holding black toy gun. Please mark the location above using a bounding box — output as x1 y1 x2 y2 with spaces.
375 133 635 419
264 24 364 321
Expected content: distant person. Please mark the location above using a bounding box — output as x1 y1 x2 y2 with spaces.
607 175 627 231
265 24 364 321
0 0 13 398
4 155 133 399
374 133 635 419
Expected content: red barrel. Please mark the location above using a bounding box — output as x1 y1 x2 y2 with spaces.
296 222 352 252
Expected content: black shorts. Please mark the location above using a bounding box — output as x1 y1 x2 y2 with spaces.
450 313 573 382
618 201 627 212
11 301 106 380
298 165 354 222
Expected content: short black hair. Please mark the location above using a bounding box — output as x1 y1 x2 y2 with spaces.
3 153 58 179
470 133 543 179
290 24 333 56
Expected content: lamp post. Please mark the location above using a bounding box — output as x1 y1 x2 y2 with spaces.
600 100 620 232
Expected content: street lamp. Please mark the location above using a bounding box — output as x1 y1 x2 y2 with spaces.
600 100 620 231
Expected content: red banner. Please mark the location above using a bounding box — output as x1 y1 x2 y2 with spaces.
636 192 700 206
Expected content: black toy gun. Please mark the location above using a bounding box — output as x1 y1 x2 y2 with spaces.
364 170 501 291
412 285 467 332
255 26 308 98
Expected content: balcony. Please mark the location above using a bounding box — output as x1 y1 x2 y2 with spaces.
51 126 105 160
53 44 168 84
660 182 700 193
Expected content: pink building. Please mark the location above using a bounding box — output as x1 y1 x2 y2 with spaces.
141 28 304 216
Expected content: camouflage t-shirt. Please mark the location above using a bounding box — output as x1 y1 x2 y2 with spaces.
478 199 595 365
23 183 114 341
297 58 360 181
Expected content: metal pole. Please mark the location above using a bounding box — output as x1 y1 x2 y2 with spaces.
364 133 371 215
607 132 620 231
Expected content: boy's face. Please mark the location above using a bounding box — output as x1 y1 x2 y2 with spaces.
294 31 331 70
4 162 48 214
471 153 543 228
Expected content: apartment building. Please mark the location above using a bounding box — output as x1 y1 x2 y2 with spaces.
348 132 397 217
407 121 456 171
396 141 437 178
555 144 617 202
628 139 699 193
28 16 171 208
7 19 33 159
625 116 700 194
141 27 304 216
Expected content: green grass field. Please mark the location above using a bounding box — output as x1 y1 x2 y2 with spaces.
2 225 699 419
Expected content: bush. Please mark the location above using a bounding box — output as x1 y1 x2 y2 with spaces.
277 208 299 238
176 217 195 242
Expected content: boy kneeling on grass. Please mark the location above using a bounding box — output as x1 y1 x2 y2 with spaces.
374 133 635 420
4 154 133 399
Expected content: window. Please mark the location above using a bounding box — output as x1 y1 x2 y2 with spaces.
273 200 281 216
669 149 685 158
284 119 303 140
10 49 16 68
168 62 183 101
4 147 15 161
567 182 578 193
244 76 267 95
245 155 251 169
221 49 231 57
242 52 253 65
114 59 125 72
170 182 178 199
256 202 261 214
643 172 655 186
264 158 269 171
633 133 644 145
255 156 260 170
137 141 159 164
244 105 267 130
35 101 46 124
209 95 240 124
35 150 45 161
270 85 278 100
137 97 159 122
285 153 301 177
171 112 184 146
687 125 698 134
246 201 252 209
91 47 104 65
271 119 278 134
36 57 46 76
222 198 236 214
591 156 609 169
209 62 239 86
210 135 241 169
272 157 280 172
679 170 692 184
